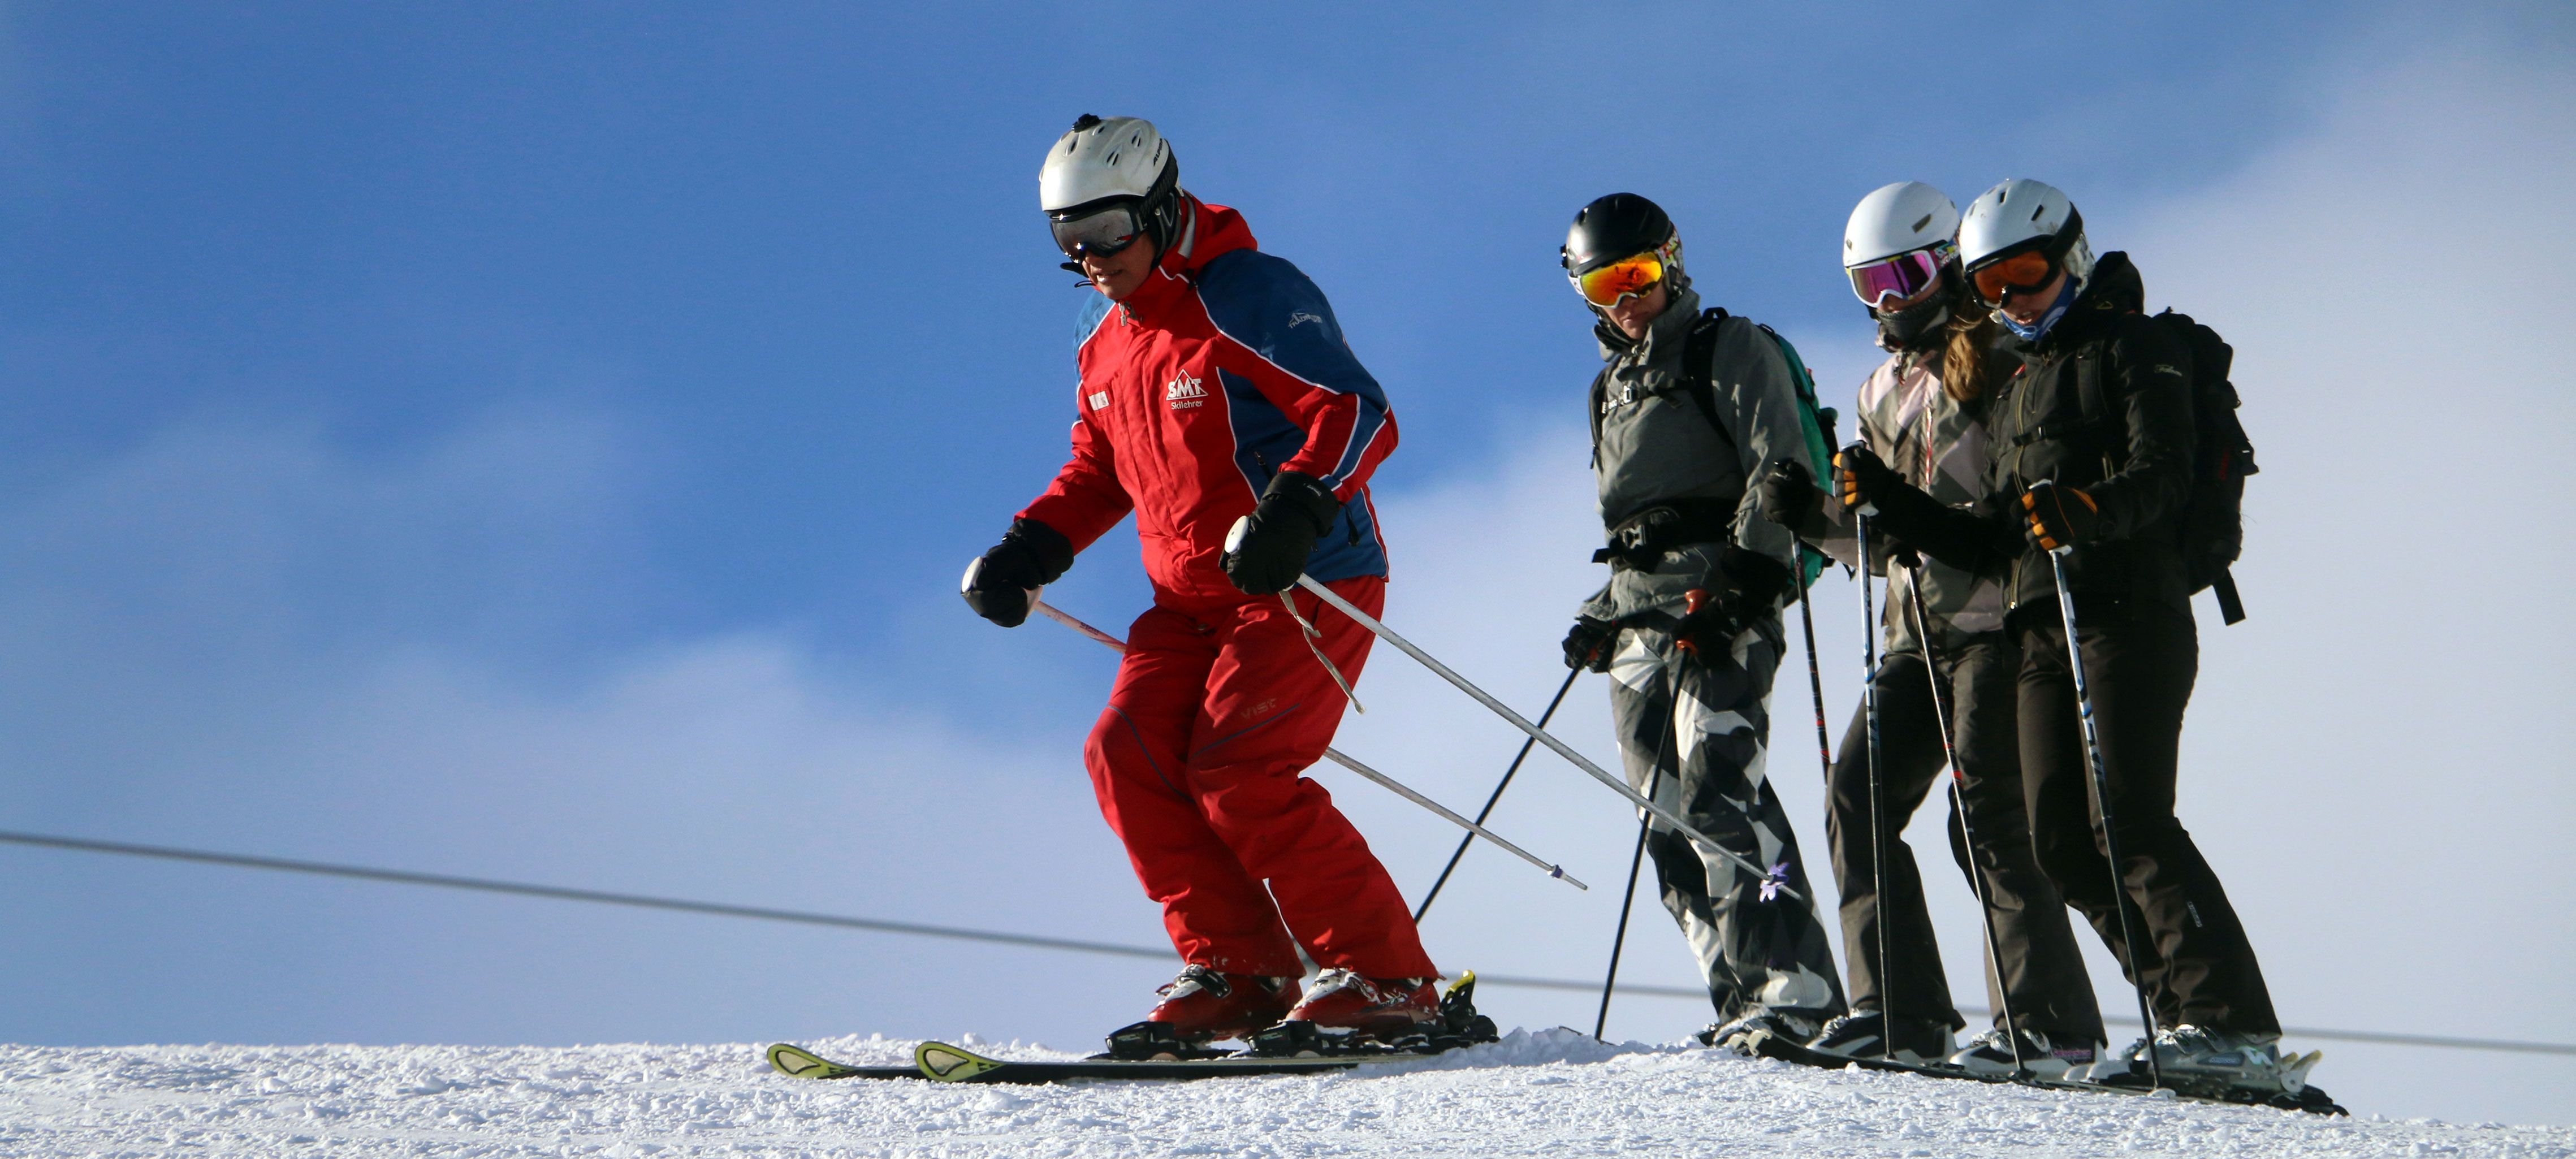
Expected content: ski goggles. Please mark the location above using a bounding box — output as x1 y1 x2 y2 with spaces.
1969 248 2059 306
1573 252 1664 308
1048 202 1148 260
1846 244 1953 309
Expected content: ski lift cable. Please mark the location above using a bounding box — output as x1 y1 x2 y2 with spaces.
3 828 2568 1059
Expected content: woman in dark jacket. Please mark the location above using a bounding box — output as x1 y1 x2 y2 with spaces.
1835 179 2303 1096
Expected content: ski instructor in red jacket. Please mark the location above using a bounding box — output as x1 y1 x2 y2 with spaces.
961 115 1438 1049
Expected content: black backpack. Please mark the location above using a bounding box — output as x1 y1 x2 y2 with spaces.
2108 309 2255 624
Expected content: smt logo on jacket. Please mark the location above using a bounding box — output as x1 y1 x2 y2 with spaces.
1166 371 1208 410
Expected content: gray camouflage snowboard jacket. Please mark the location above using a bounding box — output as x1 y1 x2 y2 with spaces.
1578 286 1819 624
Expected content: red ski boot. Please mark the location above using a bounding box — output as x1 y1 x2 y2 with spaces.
1104 966 1298 1058
1278 969 1440 1040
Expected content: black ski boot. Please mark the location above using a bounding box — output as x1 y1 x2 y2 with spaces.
1947 1026 2099 1079
1806 1011 1957 1066
1697 1009 1823 1053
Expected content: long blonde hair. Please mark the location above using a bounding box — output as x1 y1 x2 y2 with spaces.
1941 304 2002 403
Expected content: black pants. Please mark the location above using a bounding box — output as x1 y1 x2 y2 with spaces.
2016 596 2279 1035
1826 637 2104 1042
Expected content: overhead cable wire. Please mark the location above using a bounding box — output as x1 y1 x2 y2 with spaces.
0 828 1170 962
5 828 2570 1059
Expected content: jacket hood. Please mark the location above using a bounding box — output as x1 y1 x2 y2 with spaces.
1116 196 1259 319
1158 196 1257 279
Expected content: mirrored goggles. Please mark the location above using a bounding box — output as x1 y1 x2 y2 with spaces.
1847 246 1951 309
1048 202 1147 260
1969 248 2058 307
1574 252 1663 308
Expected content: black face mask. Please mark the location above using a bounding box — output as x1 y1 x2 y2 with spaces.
1874 293 1952 350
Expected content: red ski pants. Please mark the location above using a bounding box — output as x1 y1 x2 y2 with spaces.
1085 576 1437 980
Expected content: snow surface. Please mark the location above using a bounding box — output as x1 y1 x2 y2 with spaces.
5 1028 2569 1158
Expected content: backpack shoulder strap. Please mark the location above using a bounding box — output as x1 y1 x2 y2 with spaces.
1680 307 1731 436
1586 365 1612 468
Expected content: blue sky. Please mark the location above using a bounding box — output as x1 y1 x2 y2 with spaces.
2 0 2571 1128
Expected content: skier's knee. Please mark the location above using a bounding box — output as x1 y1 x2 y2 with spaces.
2031 827 2104 891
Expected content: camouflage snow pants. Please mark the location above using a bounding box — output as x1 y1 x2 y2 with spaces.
1607 612 1847 1024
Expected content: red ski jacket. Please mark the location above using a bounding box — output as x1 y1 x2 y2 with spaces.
1019 198 1397 611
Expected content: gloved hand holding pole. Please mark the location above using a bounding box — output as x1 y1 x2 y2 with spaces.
1292 573 1804 902
1025 597 1587 893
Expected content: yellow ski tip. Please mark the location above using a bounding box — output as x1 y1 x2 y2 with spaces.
915 1040 1009 1083
767 1043 844 1079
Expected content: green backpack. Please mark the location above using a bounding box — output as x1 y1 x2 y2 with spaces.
1680 309 1838 587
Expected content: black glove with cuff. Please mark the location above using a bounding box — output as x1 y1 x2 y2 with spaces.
2022 481 2103 553
1834 442 1901 512
1223 470 1341 595
1755 458 1832 538
962 517 1074 628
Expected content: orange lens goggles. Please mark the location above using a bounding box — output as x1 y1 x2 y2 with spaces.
1970 249 2056 306
1575 253 1664 307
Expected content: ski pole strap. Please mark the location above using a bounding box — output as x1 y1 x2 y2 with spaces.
1280 591 1365 715
2212 568 2246 626
1293 574 1802 901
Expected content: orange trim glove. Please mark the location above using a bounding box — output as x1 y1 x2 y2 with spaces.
2022 482 2101 553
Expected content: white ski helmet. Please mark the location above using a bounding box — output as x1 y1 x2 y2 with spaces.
1039 114 1183 266
1843 181 1959 268
1959 178 2094 304
1842 181 1960 313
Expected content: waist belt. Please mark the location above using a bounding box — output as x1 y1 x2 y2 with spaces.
1592 498 1735 570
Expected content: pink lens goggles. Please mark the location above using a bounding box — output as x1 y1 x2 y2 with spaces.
1847 244 1953 309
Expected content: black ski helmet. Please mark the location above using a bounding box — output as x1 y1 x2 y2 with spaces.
1562 193 1681 281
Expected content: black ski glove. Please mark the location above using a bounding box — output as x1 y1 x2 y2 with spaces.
1223 470 1340 595
1674 546 1794 655
961 516 1074 628
1562 616 1618 672
1834 442 1900 512
2022 481 2102 553
1755 458 1830 536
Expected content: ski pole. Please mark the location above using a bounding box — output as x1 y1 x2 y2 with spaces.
1857 512 1893 1059
1594 710 1673 1041
2041 533 2166 1091
1903 561 2026 1074
1028 598 1588 893
1594 815 1652 1041
1414 665 1583 924
1795 546 1834 788
1292 574 1803 901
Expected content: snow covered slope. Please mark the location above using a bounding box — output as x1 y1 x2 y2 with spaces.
4 1029 2567 1158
